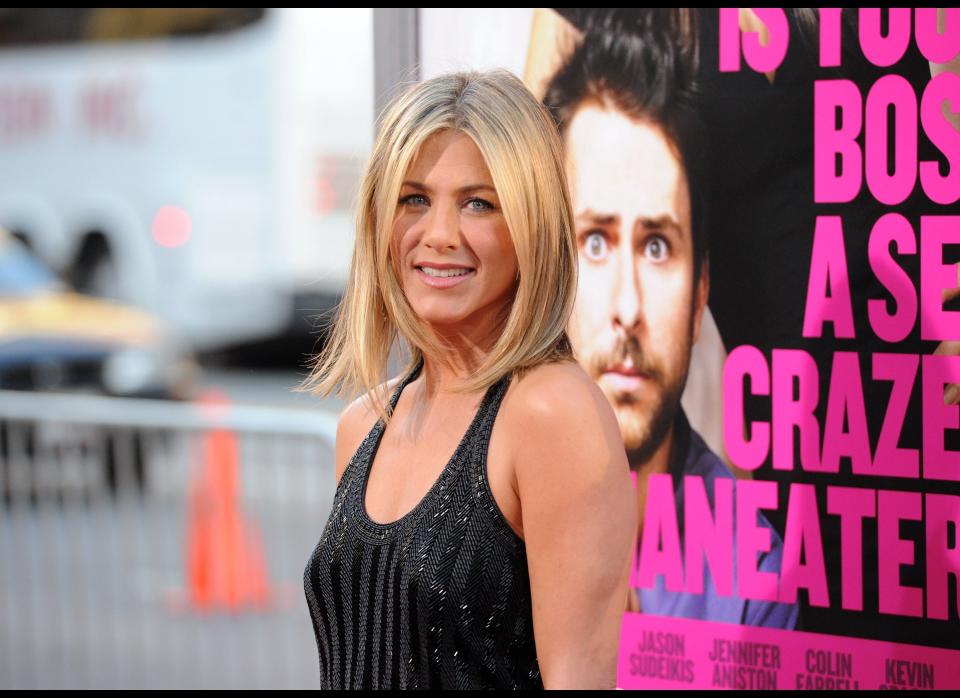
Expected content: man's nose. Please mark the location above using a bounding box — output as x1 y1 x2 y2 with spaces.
422 199 460 250
613 254 642 332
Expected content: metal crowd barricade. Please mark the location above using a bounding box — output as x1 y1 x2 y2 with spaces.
0 389 338 689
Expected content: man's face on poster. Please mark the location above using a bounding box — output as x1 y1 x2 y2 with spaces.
565 104 705 464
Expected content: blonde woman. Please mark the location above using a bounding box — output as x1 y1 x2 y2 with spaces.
299 70 635 690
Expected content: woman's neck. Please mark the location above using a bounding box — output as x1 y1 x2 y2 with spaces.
416 308 507 395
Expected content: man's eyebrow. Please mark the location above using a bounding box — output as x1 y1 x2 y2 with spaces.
401 181 497 194
575 208 619 226
635 214 682 232
575 210 686 237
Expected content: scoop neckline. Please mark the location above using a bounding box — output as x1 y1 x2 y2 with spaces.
355 358 503 542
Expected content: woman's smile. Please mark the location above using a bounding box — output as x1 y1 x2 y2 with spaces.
414 263 477 288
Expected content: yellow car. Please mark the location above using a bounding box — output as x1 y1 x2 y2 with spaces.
0 229 198 400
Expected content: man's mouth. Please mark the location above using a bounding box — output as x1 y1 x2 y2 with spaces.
602 369 648 390
606 361 650 377
600 360 656 392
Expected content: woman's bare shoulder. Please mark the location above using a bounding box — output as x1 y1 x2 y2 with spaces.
334 374 406 483
506 360 613 423
502 360 624 469
339 374 404 426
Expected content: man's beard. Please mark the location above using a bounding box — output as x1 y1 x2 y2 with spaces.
586 332 689 469
615 376 685 467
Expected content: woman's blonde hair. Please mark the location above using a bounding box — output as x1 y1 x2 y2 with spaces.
295 69 577 424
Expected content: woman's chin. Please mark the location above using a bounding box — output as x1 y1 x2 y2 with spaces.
419 312 471 330
408 295 512 336
405 298 467 324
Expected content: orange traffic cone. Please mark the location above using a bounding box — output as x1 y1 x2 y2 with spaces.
178 389 275 613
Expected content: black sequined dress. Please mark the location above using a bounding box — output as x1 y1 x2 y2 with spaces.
303 358 543 689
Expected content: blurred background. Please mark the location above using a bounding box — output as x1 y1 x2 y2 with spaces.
0 8 422 688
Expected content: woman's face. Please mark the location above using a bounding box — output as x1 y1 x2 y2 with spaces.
392 130 519 336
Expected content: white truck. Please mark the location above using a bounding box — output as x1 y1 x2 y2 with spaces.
0 8 376 352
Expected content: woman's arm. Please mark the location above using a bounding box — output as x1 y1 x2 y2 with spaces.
509 362 636 689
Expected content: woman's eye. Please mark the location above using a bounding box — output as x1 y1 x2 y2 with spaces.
400 194 428 207
465 198 494 212
645 236 669 262
583 231 608 261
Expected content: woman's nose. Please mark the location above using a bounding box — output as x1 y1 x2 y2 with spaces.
422 199 460 250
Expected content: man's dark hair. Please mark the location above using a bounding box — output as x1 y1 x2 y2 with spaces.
543 9 709 281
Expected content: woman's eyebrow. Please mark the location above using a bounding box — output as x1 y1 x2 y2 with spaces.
402 181 497 194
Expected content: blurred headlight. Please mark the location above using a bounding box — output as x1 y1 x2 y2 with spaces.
101 348 165 396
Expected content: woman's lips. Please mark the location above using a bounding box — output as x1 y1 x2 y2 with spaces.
414 266 476 289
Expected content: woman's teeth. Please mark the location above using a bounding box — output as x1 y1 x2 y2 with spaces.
418 267 472 278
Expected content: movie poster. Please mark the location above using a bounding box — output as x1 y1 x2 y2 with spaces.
419 8 960 689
